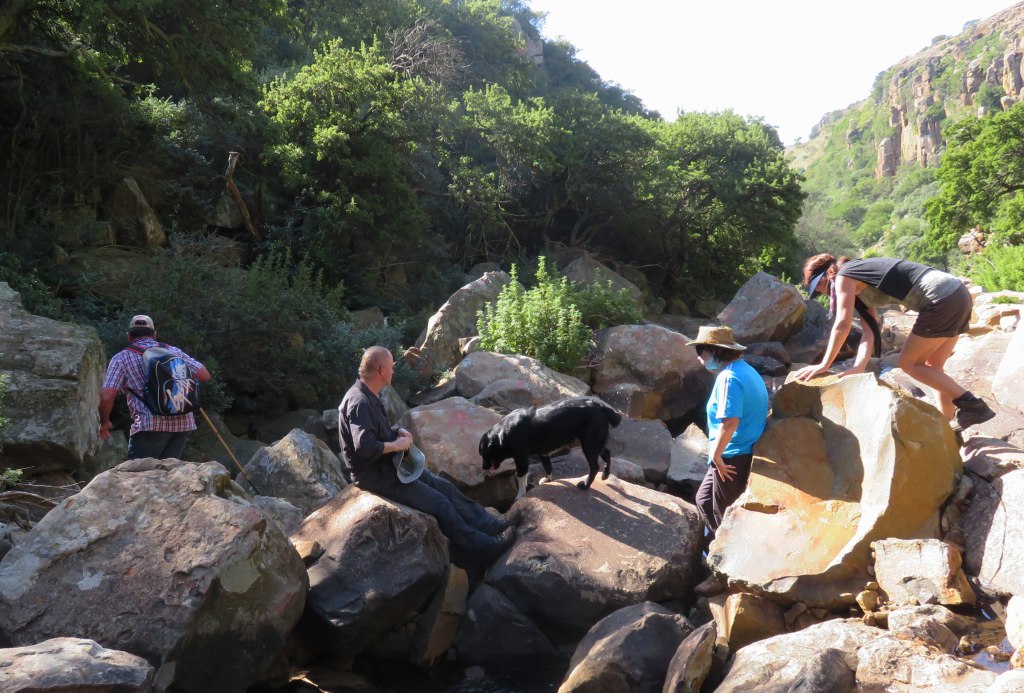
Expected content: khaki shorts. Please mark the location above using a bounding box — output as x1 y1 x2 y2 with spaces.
912 282 972 338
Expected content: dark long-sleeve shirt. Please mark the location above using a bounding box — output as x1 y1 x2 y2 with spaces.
338 380 398 481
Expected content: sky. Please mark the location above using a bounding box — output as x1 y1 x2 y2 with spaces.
527 0 1023 143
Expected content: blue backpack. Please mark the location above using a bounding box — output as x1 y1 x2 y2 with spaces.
126 343 201 416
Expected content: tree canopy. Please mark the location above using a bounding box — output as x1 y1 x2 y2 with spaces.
0 0 809 405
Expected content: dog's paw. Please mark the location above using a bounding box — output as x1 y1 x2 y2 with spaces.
576 480 589 490
537 475 553 485
601 469 611 480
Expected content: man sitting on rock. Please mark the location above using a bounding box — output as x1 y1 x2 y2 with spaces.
338 346 516 565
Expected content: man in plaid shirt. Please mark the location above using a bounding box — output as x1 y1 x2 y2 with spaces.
98 315 210 460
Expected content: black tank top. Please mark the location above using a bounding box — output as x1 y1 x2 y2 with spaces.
837 258 932 301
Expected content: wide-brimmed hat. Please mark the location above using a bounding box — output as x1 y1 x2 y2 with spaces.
393 443 426 483
686 325 747 352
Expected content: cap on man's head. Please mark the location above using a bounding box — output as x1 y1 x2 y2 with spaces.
129 314 155 330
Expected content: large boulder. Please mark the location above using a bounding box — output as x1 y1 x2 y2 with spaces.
715 619 879 692
870 538 974 607
717 272 806 345
588 324 713 421
963 468 1024 597
486 477 701 632
290 486 449 656
403 397 512 506
0 282 105 475
662 621 717 693
0 637 155 692
606 416 672 483
408 271 514 376
455 351 590 405
667 426 710 494
856 632 997 691
558 602 692 693
238 428 347 516
993 320 1024 416
0 459 308 692
101 177 166 247
453 583 557 667
562 255 643 307
710 375 962 608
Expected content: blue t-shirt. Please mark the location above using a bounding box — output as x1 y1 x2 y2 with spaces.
706 359 769 457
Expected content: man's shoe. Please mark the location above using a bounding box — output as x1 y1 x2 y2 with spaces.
954 397 996 430
694 573 727 597
483 527 517 564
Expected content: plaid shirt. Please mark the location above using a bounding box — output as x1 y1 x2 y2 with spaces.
102 337 204 435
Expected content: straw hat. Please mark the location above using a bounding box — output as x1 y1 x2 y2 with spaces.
393 443 426 483
685 325 747 351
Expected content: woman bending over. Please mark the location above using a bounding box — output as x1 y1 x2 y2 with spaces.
793 254 995 431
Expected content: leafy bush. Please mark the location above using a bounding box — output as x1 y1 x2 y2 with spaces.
572 279 644 330
109 236 402 414
476 257 644 373
965 243 1024 292
477 258 590 373
992 294 1022 304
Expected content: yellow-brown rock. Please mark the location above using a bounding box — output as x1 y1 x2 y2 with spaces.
709 375 962 608
724 593 787 651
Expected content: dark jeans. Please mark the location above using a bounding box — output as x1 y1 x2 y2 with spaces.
127 430 190 460
356 469 505 553
695 452 753 542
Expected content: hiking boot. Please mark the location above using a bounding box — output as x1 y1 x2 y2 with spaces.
486 512 521 536
482 527 517 564
954 396 996 430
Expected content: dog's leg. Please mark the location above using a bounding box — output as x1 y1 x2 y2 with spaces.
515 472 528 500
539 455 553 484
601 448 612 480
514 455 530 500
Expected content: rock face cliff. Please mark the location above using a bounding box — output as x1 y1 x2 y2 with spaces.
796 5 1024 177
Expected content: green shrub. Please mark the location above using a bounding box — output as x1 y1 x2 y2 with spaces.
477 258 590 373
572 279 644 330
966 243 1024 292
476 258 644 373
109 235 402 413
992 294 1022 304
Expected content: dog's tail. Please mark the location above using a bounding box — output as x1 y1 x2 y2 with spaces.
597 399 623 427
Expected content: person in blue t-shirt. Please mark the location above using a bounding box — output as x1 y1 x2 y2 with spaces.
687 325 769 544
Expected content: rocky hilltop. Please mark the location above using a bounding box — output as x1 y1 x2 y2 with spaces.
796 3 1024 175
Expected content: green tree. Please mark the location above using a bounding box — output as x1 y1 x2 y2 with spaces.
261 39 442 308
475 258 584 372
643 112 805 298
926 103 1024 251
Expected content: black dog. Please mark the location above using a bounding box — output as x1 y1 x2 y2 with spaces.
479 396 622 499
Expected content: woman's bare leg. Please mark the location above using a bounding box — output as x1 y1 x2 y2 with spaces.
898 333 966 420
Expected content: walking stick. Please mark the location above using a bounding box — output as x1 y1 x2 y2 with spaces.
198 407 262 495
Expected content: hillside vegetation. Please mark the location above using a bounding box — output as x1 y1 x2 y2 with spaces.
792 2 1024 289
0 0 804 414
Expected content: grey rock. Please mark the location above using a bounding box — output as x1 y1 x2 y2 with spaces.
291 486 448 656
0 459 307 693
454 583 557 666
0 637 154 692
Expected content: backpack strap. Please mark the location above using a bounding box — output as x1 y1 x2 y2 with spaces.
122 343 148 404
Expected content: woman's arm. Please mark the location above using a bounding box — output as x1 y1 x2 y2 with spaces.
840 304 879 377
794 275 859 381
